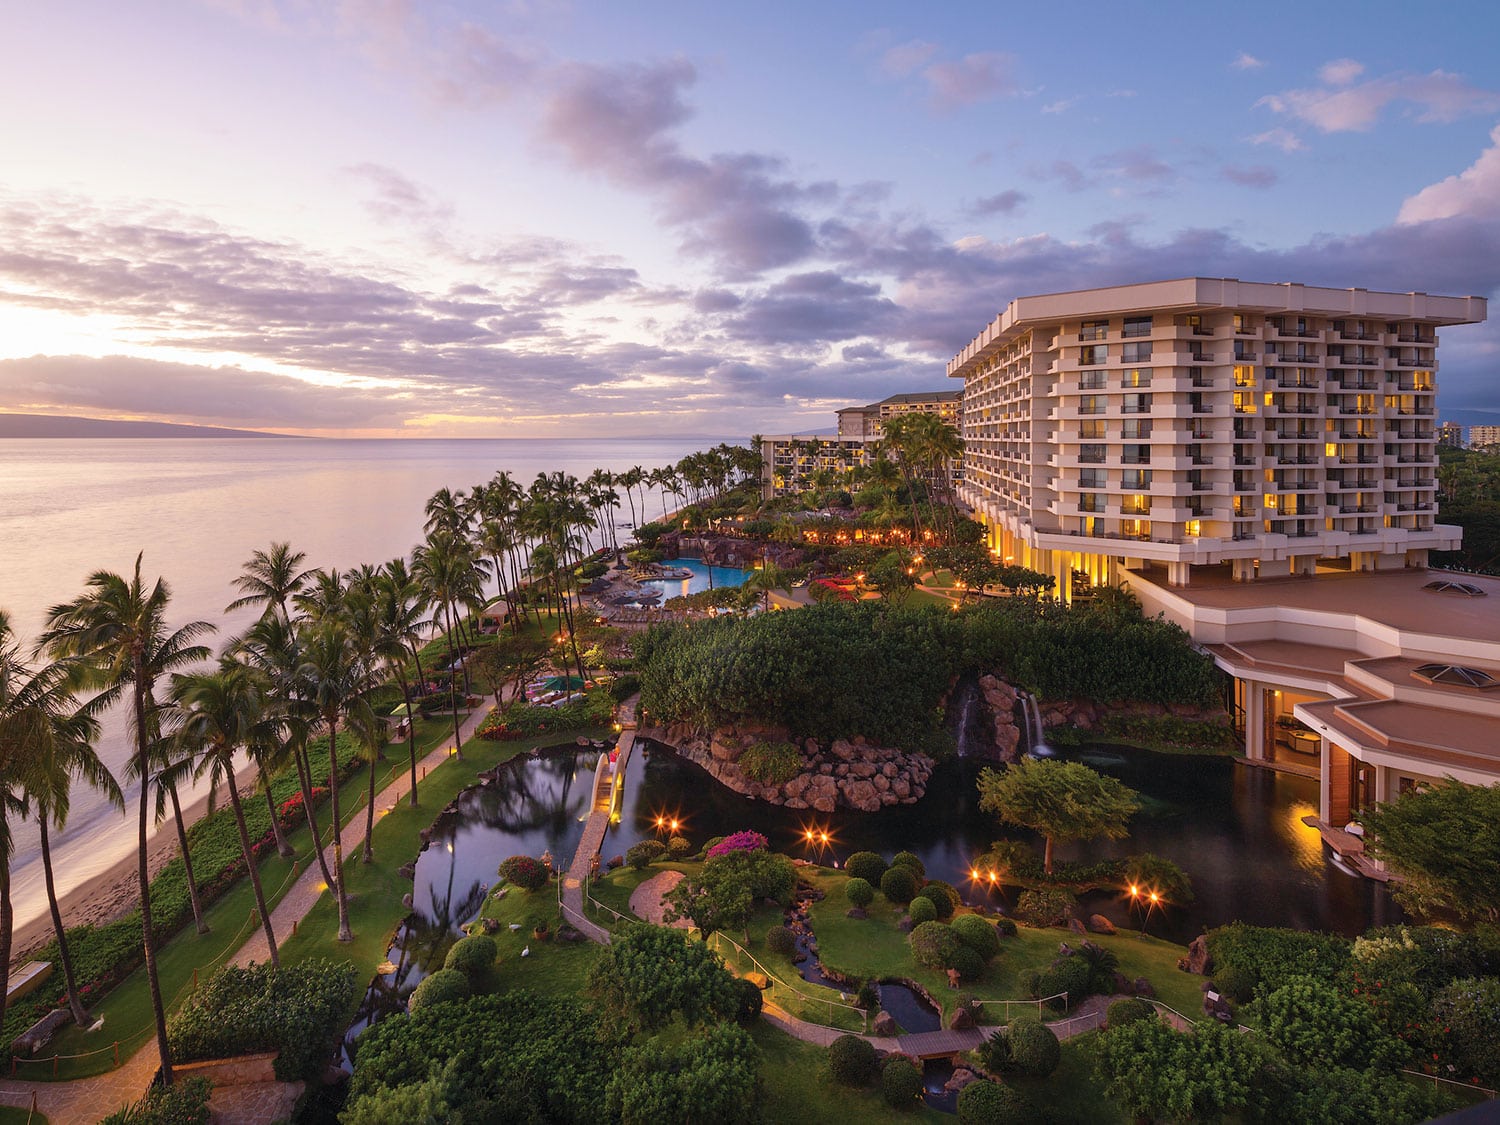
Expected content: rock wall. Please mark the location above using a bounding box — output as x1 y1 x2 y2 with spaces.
1037 697 1228 731
976 674 1022 762
658 532 806 570
642 722 933 813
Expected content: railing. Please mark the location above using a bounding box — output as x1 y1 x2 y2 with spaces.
708 932 868 1033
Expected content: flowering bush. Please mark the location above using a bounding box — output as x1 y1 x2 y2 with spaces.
706 830 769 858
498 854 550 892
278 787 330 823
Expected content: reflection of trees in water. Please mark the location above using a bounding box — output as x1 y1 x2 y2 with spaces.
343 912 462 1067
472 752 599 839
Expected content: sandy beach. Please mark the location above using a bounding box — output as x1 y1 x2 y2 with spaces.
8 761 262 966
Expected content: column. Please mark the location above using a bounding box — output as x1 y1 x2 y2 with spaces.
1244 681 1265 761
1324 742 1353 825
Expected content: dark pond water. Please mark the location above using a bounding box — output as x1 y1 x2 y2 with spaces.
605 739 1402 943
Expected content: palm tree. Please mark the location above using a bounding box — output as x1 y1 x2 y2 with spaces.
297 617 373 942
169 662 282 966
40 555 214 1086
149 726 211 936
412 532 486 758
375 561 428 809
226 542 311 621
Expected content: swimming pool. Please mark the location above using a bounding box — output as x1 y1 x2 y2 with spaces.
640 557 750 599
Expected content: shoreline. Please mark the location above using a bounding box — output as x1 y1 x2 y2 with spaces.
9 761 261 967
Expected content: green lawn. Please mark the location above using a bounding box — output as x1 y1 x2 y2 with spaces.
0 1108 46 1125
750 1022 946 1123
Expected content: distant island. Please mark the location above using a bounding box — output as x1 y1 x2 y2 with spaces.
0 413 294 439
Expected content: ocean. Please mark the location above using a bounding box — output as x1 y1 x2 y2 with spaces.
0 436 716 931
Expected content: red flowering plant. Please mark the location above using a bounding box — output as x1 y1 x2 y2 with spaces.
707 830 770 858
498 854 550 892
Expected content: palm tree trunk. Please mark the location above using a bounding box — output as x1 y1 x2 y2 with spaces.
167 782 209 934
259 762 295 858
396 669 419 809
39 818 90 1025
327 718 353 942
362 749 377 864
1044 835 1054 876
136 683 174 1084
0 858 12 1035
226 780 278 967
443 603 464 761
293 743 335 890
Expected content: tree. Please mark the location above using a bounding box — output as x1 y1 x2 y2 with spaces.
169 662 283 966
609 1023 761 1125
41 555 214 1084
867 550 917 605
225 541 311 621
1254 974 1407 1072
585 924 737 1035
1360 780 1500 923
977 758 1139 874
1094 1017 1272 1123
663 849 796 942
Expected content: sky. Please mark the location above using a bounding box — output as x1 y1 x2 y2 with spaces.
1 0 1499 438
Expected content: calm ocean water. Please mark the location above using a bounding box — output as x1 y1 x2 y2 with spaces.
0 436 715 931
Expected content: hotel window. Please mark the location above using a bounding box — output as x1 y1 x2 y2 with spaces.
1123 494 1151 514
1233 365 1256 387
1122 315 1153 338
1079 420 1105 439
1123 367 1152 388
1079 470 1106 488
1233 391 1257 414
1079 371 1106 389
1233 313 1253 334
1079 395 1105 415
1078 493 1102 513
1121 342 1152 363
1079 444 1107 464
1121 444 1151 465
1122 420 1151 439
1122 468 1152 489
1121 393 1152 415
1121 518 1151 539
1185 519 1203 537
1079 344 1107 365
1079 319 1108 341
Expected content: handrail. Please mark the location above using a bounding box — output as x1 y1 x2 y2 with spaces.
708 932 867 1032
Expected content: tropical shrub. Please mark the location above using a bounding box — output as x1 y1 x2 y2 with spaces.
891 851 925 877
100 1077 213 1125
993 916 1017 937
844 877 875 910
1206 923 1352 998
951 915 1001 961
1013 888 1076 927
1074 942 1120 994
957 1079 1028 1124
880 865 919 905
409 969 472 1013
881 1057 924 1109
625 840 666 870
739 740 802 785
949 944 985 981
765 925 797 959
586 925 737 1034
444 934 497 980
828 1033 878 1086
845 851 888 885
731 976 764 1025
909 921 960 970
1001 1013 1060 1077
667 835 694 859
1427 977 1500 1087
498 854 550 892
913 883 957 921
1255 974 1407 1072
707 830 769 858
167 958 358 1081
908 896 937 925
1029 955 1091 1008
1106 997 1156 1029
609 1023 761 1125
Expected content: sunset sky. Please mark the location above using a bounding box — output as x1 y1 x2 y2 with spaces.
2 1 1499 437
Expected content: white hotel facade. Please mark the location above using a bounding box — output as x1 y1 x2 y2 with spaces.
949 278 1497 834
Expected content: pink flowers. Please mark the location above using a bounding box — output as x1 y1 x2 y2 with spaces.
707 830 769 858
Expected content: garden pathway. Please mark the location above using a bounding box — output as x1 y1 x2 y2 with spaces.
0 701 497 1124
559 697 638 944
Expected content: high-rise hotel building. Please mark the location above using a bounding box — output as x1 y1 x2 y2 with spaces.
948 278 1487 597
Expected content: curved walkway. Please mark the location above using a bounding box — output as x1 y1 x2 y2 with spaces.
0 700 498 1124
559 696 638 945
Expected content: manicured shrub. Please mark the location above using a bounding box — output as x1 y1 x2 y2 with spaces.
909 921 960 970
1013 887 1076 927
765 925 797 959
625 840 666 870
844 877 875 910
914 886 956 922
166 958 358 1082
1033 955 1091 1008
891 851 926 878
845 851 888 885
1003 1013 1060 1077
908 896 938 925
882 1057 924 1109
1212 963 1255 1004
498 854 550 891
993 916 1017 938
707 830 769 858
828 1033 878 1087
881 865 919 905
731 976 763 1025
922 880 961 916
948 944 985 982
408 969 471 1013
1105 997 1156 1030
100 1077 213 1125
957 1078 1028 1124
951 915 1001 961
667 835 693 859
444 934 497 980
1205 923 1352 998
739 740 802 785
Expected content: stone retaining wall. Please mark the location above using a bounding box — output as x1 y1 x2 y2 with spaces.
173 1050 279 1087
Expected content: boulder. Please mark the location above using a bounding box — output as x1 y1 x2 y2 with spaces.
830 739 857 761
1178 934 1213 976
606 854 624 870
1068 917 1088 936
844 779 880 813
898 917 915 933
1134 977 1156 999
872 774 890 792
949 1006 975 1030
872 1011 899 1037
845 908 868 920
850 761 877 780
1087 914 1117 935
944 1068 980 1094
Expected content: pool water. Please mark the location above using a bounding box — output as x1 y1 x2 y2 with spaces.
641 557 750 599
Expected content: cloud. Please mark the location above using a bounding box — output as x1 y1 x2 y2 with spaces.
840 342 887 362
921 52 1020 110
1398 123 1500 224
1041 97 1078 115
970 190 1027 216
345 163 454 227
721 271 899 347
1258 68 1500 132
880 39 937 77
1248 127 1306 153
1221 164 1279 188
1232 53 1265 71
1318 58 1365 86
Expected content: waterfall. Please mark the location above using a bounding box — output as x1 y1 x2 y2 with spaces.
1022 692 1053 758
953 681 979 758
